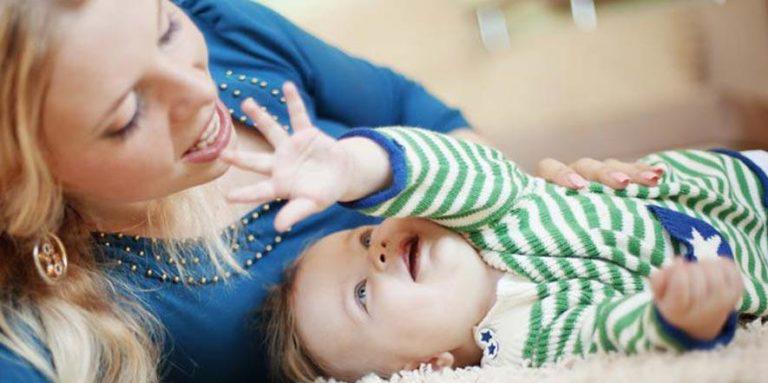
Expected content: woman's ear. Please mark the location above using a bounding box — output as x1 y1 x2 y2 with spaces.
402 352 455 372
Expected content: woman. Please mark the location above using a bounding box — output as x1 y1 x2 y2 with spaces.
0 0 656 382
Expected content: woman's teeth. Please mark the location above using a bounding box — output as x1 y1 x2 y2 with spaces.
193 115 221 150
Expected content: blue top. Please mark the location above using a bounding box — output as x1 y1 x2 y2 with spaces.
0 0 469 382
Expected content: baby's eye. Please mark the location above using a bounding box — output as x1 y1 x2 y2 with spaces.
355 280 368 311
359 229 372 248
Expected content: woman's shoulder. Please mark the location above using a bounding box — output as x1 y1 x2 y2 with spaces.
174 0 294 36
176 0 312 77
0 344 49 383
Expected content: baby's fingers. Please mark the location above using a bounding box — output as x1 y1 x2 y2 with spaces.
283 82 313 132
221 150 274 174
241 98 288 147
702 260 727 295
274 198 320 232
689 263 708 309
666 260 692 311
720 259 745 302
227 182 277 205
650 266 671 300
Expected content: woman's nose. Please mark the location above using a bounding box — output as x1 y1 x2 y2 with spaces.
151 63 217 125
168 74 217 125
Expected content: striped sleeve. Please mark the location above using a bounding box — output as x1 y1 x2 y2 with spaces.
339 127 531 232
531 290 737 365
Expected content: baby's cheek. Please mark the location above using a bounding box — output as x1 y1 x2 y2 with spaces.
378 287 444 330
375 289 466 358
430 236 477 271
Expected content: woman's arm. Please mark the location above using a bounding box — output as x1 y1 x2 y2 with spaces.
208 0 469 133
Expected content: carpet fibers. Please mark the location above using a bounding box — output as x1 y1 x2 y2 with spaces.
324 320 768 383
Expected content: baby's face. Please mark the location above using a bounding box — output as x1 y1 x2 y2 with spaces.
293 217 497 381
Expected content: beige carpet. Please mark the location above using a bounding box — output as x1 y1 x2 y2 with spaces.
323 320 768 383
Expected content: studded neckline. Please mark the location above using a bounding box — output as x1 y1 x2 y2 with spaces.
218 70 290 131
93 201 289 286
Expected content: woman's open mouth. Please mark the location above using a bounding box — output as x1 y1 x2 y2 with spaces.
400 236 420 282
182 100 233 163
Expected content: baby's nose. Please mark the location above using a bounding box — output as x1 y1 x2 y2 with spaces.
370 239 389 271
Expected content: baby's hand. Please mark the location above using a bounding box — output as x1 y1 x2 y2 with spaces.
651 257 743 340
222 82 354 232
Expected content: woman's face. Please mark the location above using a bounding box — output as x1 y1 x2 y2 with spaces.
42 0 236 215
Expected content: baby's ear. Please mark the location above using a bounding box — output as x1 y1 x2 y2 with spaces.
429 352 455 370
402 352 455 372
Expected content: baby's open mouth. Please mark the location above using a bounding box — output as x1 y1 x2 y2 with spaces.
401 236 420 281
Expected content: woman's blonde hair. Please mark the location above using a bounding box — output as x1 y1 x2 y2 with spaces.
261 258 328 383
0 1 241 381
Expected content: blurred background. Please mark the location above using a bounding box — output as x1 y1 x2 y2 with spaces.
259 0 768 171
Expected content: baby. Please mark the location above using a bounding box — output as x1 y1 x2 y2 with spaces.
223 87 767 382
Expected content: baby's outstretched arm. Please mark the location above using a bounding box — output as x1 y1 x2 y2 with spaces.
224 82 531 232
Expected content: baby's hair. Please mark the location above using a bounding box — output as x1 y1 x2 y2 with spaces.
261 252 327 383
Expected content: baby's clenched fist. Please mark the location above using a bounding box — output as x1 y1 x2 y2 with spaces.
651 257 743 341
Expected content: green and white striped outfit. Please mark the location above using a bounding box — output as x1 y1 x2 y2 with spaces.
340 127 768 368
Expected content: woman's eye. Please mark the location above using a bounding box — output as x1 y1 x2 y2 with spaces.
355 280 368 311
159 13 180 46
107 94 143 140
359 229 372 248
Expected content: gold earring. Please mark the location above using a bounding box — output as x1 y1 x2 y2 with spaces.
32 233 68 284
